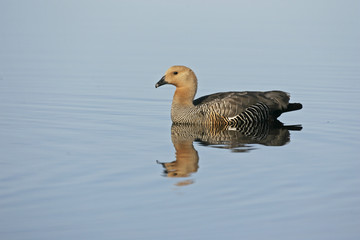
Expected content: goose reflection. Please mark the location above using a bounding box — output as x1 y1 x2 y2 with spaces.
157 121 302 184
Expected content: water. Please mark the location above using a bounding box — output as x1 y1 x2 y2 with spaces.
1 1 360 239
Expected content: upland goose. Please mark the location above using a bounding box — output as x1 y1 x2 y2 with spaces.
155 66 302 127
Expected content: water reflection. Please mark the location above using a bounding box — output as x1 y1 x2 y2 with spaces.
157 121 302 185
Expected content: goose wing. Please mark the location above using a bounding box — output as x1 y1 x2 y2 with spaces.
193 91 290 118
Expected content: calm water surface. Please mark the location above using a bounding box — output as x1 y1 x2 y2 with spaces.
1 1 360 240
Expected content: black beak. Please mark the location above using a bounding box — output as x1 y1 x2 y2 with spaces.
155 76 168 88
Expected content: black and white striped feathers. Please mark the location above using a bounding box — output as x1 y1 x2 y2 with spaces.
192 90 301 126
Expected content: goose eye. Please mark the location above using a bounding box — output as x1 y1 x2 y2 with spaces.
173 71 178 75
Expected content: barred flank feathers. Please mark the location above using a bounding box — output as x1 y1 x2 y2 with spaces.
228 102 269 127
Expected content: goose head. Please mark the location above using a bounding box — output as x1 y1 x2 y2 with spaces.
155 65 197 90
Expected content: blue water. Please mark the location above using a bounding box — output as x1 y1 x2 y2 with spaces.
1 1 360 240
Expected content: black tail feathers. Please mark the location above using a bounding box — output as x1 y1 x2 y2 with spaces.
284 103 303 113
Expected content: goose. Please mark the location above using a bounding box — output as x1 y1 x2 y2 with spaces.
155 66 302 127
